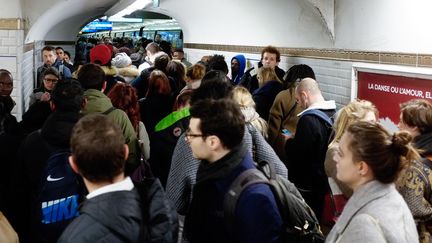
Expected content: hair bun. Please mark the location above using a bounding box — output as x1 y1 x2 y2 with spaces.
391 131 411 157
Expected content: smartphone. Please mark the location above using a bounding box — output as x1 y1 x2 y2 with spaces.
281 129 292 136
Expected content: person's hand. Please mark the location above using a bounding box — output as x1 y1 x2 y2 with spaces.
40 92 51 102
281 129 294 140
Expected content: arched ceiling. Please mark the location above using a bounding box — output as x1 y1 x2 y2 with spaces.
25 0 119 43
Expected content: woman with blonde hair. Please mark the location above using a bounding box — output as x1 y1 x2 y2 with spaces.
325 100 378 198
252 67 283 121
326 121 419 243
233 86 268 139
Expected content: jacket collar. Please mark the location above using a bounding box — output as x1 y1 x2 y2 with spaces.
297 100 336 116
333 180 393 234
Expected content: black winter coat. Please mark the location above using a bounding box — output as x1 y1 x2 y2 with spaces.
58 178 178 243
11 111 80 243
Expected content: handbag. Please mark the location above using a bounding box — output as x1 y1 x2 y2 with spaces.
321 177 348 227
131 158 154 182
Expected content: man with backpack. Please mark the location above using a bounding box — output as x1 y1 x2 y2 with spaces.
184 98 283 243
58 114 178 243
284 78 336 220
13 80 85 243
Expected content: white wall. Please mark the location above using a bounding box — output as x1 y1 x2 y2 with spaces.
0 1 22 18
157 0 333 48
335 0 432 53
16 0 432 54
155 0 432 54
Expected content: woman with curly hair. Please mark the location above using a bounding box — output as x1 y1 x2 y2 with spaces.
107 82 150 160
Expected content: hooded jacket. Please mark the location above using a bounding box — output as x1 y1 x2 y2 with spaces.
230 55 246 85
82 89 140 174
13 111 81 243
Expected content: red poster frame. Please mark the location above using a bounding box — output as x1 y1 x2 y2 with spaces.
352 63 432 132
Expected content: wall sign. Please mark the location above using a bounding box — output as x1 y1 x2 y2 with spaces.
353 63 432 132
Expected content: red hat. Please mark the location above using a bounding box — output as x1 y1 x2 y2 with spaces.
90 44 112 65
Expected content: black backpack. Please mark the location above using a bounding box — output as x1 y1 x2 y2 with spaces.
224 160 325 243
36 149 86 242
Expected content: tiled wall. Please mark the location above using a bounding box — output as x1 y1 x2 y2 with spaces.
22 50 34 112
184 48 353 108
0 20 25 119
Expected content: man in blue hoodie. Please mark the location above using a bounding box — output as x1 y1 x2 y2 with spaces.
230 54 246 85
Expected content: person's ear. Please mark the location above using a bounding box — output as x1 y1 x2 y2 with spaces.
207 135 221 150
358 161 370 177
123 144 129 161
101 81 107 92
81 97 88 110
69 155 80 174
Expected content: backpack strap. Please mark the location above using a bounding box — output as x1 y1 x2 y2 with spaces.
102 106 116 115
301 109 333 126
224 169 269 231
281 100 298 129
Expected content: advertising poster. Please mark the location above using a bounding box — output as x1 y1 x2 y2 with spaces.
357 71 432 131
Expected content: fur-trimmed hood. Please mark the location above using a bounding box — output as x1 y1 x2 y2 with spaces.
118 66 139 78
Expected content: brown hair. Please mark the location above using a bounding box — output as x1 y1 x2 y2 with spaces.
261 46 281 62
70 114 126 183
186 63 206 81
147 70 171 97
400 99 432 134
107 83 141 130
347 121 420 183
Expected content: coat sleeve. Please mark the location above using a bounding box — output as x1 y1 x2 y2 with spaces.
267 91 288 145
166 134 197 215
248 124 288 179
336 214 386 243
146 179 179 243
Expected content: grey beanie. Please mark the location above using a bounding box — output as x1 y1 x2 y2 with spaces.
111 52 132 68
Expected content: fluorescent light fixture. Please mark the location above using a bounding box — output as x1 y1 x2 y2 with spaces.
110 0 151 18
108 17 143 23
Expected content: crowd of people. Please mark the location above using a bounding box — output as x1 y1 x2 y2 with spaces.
0 35 431 243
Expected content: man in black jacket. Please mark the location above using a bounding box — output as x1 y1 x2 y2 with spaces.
13 80 85 243
284 78 336 219
58 114 178 243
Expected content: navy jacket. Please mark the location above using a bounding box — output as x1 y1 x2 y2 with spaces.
185 143 282 243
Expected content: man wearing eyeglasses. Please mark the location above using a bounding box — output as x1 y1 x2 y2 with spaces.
36 46 72 88
183 98 282 243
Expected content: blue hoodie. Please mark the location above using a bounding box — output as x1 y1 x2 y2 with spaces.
231 54 246 85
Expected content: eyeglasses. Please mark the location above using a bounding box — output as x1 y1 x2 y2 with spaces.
184 128 206 142
44 78 59 84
